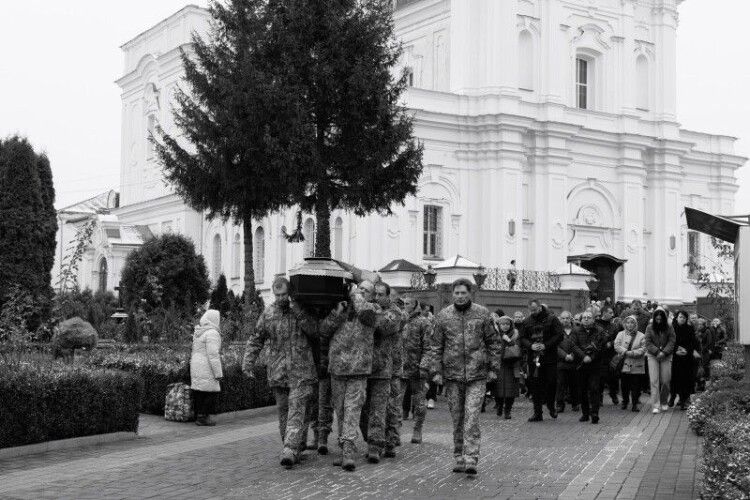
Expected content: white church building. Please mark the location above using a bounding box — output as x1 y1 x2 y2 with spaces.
56 0 745 305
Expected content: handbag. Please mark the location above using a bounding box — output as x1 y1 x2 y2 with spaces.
502 342 522 361
610 333 637 375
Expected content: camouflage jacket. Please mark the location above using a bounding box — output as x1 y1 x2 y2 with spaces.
320 300 379 377
402 310 434 379
242 304 318 388
426 302 501 382
370 303 403 379
390 309 410 378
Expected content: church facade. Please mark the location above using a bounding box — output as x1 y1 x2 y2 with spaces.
61 0 744 305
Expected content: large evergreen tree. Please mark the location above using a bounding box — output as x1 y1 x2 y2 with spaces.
0 136 55 317
156 0 305 304
273 0 424 256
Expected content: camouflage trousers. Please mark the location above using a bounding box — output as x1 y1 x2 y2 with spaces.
359 378 390 453
302 376 333 441
331 375 367 449
402 375 428 431
273 384 314 452
445 380 485 465
385 377 405 447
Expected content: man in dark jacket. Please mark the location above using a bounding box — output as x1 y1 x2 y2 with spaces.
556 311 579 413
427 278 501 476
619 299 651 334
521 299 563 422
596 306 621 406
572 311 607 424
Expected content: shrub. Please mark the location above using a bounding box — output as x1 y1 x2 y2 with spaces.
710 344 746 382
700 413 750 499
82 345 273 415
52 317 97 359
120 234 210 313
53 289 118 333
0 361 141 448
687 380 750 436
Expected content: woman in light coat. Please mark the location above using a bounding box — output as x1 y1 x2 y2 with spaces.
614 316 646 412
190 309 223 426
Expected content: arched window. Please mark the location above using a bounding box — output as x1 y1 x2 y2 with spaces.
636 55 649 110
212 234 222 281
232 233 241 278
98 258 108 293
254 227 265 283
279 226 287 274
518 31 534 91
404 66 414 87
303 218 316 258
333 217 344 260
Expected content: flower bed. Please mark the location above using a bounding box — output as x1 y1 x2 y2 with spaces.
0 361 141 449
82 344 274 415
688 343 750 499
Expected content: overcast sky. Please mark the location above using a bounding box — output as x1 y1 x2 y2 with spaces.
0 1 748 213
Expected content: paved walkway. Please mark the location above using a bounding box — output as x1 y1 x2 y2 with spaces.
0 397 701 499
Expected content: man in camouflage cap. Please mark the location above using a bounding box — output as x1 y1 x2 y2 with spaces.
400 296 434 444
242 277 318 469
427 278 501 475
320 284 379 471
358 281 402 463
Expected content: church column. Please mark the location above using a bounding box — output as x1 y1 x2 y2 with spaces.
531 124 577 272
619 0 638 114
653 1 678 121
618 143 647 301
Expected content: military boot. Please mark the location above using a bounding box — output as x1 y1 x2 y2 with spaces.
307 430 319 451
452 457 466 473
342 442 356 472
383 445 396 458
366 445 381 464
332 447 344 467
410 428 422 444
280 447 296 469
317 431 329 455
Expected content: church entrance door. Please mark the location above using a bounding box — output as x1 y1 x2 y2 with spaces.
567 254 626 302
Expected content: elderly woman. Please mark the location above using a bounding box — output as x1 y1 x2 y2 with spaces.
644 308 676 414
614 316 646 412
190 309 223 426
493 315 523 419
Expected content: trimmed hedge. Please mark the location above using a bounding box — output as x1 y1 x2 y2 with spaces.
687 379 750 436
0 362 141 448
82 345 274 415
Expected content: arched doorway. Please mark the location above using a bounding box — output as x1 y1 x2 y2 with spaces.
567 254 626 302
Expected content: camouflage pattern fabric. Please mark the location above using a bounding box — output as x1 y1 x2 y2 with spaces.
321 301 378 377
445 380 485 465
359 378 390 452
331 375 368 449
390 309 409 379
273 384 313 452
402 311 434 378
427 303 502 382
164 383 194 422
385 376 405 447
317 376 333 436
403 375 429 431
243 304 318 388
370 304 403 380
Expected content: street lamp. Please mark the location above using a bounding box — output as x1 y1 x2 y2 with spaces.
423 264 437 289
473 264 487 289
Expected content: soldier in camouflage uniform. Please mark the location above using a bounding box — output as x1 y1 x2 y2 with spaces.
427 278 501 475
384 298 409 457
242 277 318 469
358 282 402 463
320 285 379 472
400 296 434 444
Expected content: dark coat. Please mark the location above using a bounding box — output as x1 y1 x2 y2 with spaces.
672 322 699 396
571 324 608 369
520 306 564 366
557 329 578 370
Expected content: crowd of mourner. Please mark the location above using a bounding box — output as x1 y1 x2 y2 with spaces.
187 276 729 476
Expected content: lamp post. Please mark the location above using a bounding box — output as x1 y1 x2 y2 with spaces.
473 264 487 290
423 264 437 289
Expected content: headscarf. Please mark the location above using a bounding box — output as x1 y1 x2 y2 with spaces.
194 309 221 337
623 315 638 333
496 315 514 333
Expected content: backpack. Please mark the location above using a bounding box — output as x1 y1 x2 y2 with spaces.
164 382 194 422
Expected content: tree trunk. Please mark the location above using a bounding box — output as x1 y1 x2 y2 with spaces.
242 218 256 312
315 202 331 258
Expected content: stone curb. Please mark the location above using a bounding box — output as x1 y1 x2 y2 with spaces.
0 432 138 460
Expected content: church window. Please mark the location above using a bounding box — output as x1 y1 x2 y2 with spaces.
423 205 443 259
334 217 344 261
508 219 516 237
254 227 265 283
98 258 108 293
518 31 534 91
636 55 649 111
405 66 414 87
232 233 241 278
576 57 590 110
688 231 701 278
669 235 677 251
303 218 316 258
212 234 222 282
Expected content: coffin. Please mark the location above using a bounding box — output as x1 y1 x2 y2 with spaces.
289 258 354 309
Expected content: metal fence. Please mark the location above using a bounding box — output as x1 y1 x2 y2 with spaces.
409 268 561 293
